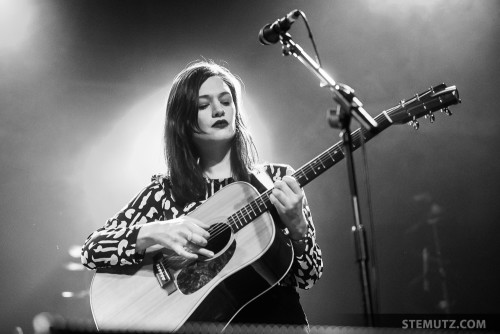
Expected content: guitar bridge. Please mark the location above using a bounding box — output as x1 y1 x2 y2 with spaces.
154 257 177 295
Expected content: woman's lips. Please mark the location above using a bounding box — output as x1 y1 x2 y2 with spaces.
212 120 228 128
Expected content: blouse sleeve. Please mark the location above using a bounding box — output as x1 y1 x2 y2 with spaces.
80 177 166 269
289 193 323 290
265 164 324 290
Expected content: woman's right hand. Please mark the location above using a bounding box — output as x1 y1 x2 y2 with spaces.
136 217 214 260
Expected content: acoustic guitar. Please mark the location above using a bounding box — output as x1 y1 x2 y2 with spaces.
90 83 460 332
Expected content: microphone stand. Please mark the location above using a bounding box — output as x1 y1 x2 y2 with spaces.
278 33 377 326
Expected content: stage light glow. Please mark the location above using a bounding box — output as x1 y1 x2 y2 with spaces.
67 245 82 259
79 89 166 225
240 98 274 162
0 0 36 53
61 291 74 298
64 262 85 272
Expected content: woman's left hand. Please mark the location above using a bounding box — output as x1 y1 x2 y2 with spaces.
269 170 308 240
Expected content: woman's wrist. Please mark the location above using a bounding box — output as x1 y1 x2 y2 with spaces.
288 213 308 240
136 224 154 252
289 232 308 256
289 231 307 241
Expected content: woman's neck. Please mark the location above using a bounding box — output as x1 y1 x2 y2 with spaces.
198 143 233 179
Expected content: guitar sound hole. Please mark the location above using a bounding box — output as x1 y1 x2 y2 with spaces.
206 222 232 255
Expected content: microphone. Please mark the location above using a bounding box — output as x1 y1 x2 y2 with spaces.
259 10 301 45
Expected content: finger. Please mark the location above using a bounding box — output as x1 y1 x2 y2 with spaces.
196 247 215 258
282 175 302 195
272 184 297 207
270 193 287 212
173 244 198 260
185 217 210 229
179 229 193 244
185 218 211 237
191 223 211 238
192 220 211 230
274 179 294 198
276 178 301 199
184 243 214 258
189 232 208 247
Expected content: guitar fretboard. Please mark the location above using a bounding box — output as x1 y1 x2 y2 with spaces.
227 112 392 233
227 83 460 233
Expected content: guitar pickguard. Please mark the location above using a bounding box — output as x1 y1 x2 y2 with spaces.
176 240 236 295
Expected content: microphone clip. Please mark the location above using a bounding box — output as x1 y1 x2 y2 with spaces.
328 83 378 132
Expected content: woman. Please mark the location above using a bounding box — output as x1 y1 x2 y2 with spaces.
81 61 323 328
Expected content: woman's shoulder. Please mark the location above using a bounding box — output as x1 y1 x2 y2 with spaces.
151 173 172 190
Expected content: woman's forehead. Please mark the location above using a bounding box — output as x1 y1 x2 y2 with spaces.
198 76 232 98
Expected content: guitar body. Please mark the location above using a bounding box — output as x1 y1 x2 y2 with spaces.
90 182 294 332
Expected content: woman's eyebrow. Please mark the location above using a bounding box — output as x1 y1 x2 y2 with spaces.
218 92 232 99
198 91 231 99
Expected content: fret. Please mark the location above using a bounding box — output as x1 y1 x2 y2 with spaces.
256 197 265 212
248 204 257 218
311 162 318 175
242 206 249 221
227 216 235 230
255 199 263 213
242 206 250 222
249 203 258 216
236 211 246 228
261 192 271 208
326 149 335 162
232 213 243 229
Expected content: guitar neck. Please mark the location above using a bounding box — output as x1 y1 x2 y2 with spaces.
292 112 391 188
228 83 460 233
228 111 392 233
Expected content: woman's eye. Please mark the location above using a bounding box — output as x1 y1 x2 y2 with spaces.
198 104 209 110
220 100 231 106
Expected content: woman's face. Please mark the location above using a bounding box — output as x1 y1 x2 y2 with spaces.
192 76 236 147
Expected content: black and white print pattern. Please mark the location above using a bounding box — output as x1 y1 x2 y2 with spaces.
81 164 323 290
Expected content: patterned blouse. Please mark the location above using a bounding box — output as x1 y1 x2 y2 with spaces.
81 163 323 290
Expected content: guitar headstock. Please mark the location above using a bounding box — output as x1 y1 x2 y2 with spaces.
387 83 461 129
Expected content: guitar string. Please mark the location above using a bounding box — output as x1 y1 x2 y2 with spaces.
203 111 396 242
203 138 350 242
202 98 440 242
201 93 450 245
165 106 416 261
203 191 272 242
174 92 455 259
203 117 381 242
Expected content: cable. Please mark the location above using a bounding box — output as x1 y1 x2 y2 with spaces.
359 129 380 315
297 10 322 67
297 8 381 314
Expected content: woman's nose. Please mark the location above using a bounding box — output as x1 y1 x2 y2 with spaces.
212 103 225 117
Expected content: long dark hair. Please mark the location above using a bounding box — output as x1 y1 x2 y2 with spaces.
164 61 258 204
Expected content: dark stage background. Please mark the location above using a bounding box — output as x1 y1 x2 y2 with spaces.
1 0 499 332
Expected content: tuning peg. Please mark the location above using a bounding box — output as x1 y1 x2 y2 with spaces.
441 107 452 116
409 117 420 130
425 113 435 123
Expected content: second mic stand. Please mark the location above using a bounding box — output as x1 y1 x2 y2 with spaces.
279 32 377 326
